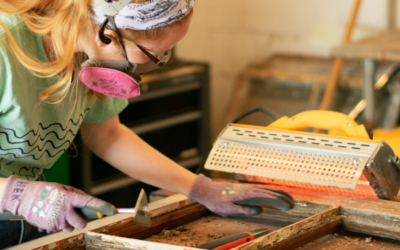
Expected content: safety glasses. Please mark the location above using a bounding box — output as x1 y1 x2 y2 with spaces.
98 16 171 76
135 45 172 75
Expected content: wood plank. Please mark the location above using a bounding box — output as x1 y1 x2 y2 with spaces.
258 202 334 223
263 184 400 222
6 233 86 250
85 232 203 250
341 206 400 227
104 203 209 239
265 216 342 250
7 194 195 250
243 54 390 89
331 30 400 61
140 65 205 84
230 206 341 250
342 217 400 240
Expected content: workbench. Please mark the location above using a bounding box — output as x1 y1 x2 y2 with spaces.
331 30 400 129
223 54 391 132
7 184 400 250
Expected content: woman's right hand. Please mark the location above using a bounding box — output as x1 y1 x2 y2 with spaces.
188 174 294 217
0 175 116 232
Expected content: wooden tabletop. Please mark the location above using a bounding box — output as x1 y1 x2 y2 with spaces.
331 30 400 62
242 54 391 88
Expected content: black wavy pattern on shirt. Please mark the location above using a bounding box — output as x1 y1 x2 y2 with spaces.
0 139 70 154
1 129 76 147
0 140 70 160
0 109 90 160
1 109 89 143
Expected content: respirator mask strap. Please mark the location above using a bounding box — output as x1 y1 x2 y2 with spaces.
98 16 139 79
107 16 130 65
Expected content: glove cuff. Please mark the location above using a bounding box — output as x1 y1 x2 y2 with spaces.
0 175 27 213
187 174 213 202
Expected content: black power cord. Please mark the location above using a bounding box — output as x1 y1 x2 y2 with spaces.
230 106 278 124
195 107 278 175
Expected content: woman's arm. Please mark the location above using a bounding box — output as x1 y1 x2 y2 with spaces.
80 115 197 196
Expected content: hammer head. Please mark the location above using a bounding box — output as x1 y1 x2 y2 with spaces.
133 189 151 227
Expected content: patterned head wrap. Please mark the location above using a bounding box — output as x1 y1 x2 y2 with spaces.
91 0 195 30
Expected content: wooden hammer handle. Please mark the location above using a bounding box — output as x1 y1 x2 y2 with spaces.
319 0 362 111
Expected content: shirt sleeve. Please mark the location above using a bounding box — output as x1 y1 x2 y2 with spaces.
83 96 128 124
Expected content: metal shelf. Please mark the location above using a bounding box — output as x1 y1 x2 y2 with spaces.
129 81 200 104
129 111 202 135
90 155 203 195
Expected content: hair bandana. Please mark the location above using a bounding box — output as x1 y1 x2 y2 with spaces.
91 0 194 30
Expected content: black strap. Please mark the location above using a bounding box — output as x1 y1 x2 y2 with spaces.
98 16 135 72
107 16 130 64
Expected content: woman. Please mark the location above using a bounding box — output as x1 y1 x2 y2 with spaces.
0 0 293 247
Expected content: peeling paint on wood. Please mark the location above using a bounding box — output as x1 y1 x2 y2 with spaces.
86 232 203 250
230 206 341 250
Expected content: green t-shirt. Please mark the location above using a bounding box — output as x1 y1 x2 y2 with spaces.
0 14 128 180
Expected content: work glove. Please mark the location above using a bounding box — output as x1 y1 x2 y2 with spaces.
0 175 116 232
188 174 294 217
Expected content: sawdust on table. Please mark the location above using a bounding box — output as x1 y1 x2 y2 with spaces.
145 215 276 248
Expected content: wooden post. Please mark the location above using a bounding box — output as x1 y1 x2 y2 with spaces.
388 0 397 30
319 0 362 111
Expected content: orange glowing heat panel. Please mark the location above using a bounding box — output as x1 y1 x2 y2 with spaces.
243 173 378 199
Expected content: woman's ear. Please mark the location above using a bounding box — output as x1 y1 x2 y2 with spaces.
95 28 117 47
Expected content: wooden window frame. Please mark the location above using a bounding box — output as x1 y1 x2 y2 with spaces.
8 186 400 250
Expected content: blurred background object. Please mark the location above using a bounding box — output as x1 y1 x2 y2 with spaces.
177 0 399 138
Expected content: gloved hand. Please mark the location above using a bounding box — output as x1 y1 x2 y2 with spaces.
0 175 116 232
188 174 294 217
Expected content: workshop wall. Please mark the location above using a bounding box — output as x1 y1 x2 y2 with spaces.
175 0 399 139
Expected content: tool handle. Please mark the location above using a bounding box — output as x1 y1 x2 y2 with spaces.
0 208 104 221
267 110 370 139
0 211 25 220
74 207 104 219
198 232 254 250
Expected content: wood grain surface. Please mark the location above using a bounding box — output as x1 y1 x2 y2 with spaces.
331 30 400 61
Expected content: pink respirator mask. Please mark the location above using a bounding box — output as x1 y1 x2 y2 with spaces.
79 16 171 99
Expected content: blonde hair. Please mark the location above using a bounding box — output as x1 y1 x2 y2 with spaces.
0 0 192 105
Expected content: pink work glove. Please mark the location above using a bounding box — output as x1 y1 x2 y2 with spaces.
0 175 116 232
188 174 293 217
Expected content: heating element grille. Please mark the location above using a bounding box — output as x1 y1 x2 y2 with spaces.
205 125 380 190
